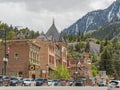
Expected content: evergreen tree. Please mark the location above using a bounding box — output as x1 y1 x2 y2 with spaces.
99 46 114 76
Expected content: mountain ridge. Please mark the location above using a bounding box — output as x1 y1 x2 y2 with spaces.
63 0 120 35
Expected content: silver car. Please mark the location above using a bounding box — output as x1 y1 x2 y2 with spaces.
22 78 32 86
108 80 120 90
47 80 53 86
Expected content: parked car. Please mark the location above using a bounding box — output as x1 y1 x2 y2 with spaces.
98 80 106 86
35 78 46 86
52 79 59 86
68 80 74 86
60 79 67 86
10 77 19 86
108 80 120 90
0 75 3 86
75 80 83 86
0 75 10 86
47 80 53 86
22 78 32 86
16 77 23 85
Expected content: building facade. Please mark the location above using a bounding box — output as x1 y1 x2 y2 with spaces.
0 40 41 79
33 20 67 79
0 20 67 79
67 52 92 85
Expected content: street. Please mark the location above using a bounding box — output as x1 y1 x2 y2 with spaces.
0 86 107 90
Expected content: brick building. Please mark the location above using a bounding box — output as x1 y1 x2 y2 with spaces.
67 52 92 85
33 20 67 79
0 20 67 79
0 40 41 79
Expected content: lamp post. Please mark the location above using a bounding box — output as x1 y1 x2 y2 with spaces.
74 56 80 82
46 64 49 79
3 28 8 75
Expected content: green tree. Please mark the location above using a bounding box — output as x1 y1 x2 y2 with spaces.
7 30 15 40
112 39 120 79
99 46 114 76
49 64 70 79
92 65 98 77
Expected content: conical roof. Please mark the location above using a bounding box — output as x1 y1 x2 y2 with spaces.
46 20 60 41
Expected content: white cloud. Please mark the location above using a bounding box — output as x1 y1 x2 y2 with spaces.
0 0 116 33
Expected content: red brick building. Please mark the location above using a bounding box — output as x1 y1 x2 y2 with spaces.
33 20 67 79
67 52 92 84
0 20 67 79
0 40 41 79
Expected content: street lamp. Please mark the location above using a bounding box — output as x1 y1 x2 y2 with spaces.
3 28 8 75
76 61 81 81
74 56 81 82
46 64 49 79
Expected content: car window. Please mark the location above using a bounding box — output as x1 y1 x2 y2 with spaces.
35 78 43 81
48 80 52 82
4 76 9 79
110 81 119 85
0 76 2 79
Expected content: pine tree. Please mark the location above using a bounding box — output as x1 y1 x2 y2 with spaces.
99 46 114 76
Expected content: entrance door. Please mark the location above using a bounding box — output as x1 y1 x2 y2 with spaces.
32 74 35 80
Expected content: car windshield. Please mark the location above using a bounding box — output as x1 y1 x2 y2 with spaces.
77 80 82 83
0 76 2 79
100 81 104 83
25 80 30 81
69 80 73 82
48 80 52 82
110 81 119 85
53 80 58 82
35 79 44 81
11 78 18 80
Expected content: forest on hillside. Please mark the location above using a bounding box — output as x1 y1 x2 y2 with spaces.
0 22 40 40
64 31 120 79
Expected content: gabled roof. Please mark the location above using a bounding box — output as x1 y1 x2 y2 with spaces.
46 20 60 41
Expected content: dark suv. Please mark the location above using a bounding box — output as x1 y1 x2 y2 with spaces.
75 80 83 86
10 77 20 86
35 78 46 86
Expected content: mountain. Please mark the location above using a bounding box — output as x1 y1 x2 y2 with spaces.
63 0 120 35
90 20 120 40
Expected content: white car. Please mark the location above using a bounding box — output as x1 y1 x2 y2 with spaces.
23 78 32 86
108 80 120 90
47 80 53 86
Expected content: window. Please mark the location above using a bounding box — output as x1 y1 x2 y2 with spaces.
14 53 19 60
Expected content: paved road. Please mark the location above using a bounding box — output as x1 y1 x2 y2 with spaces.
0 86 107 90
